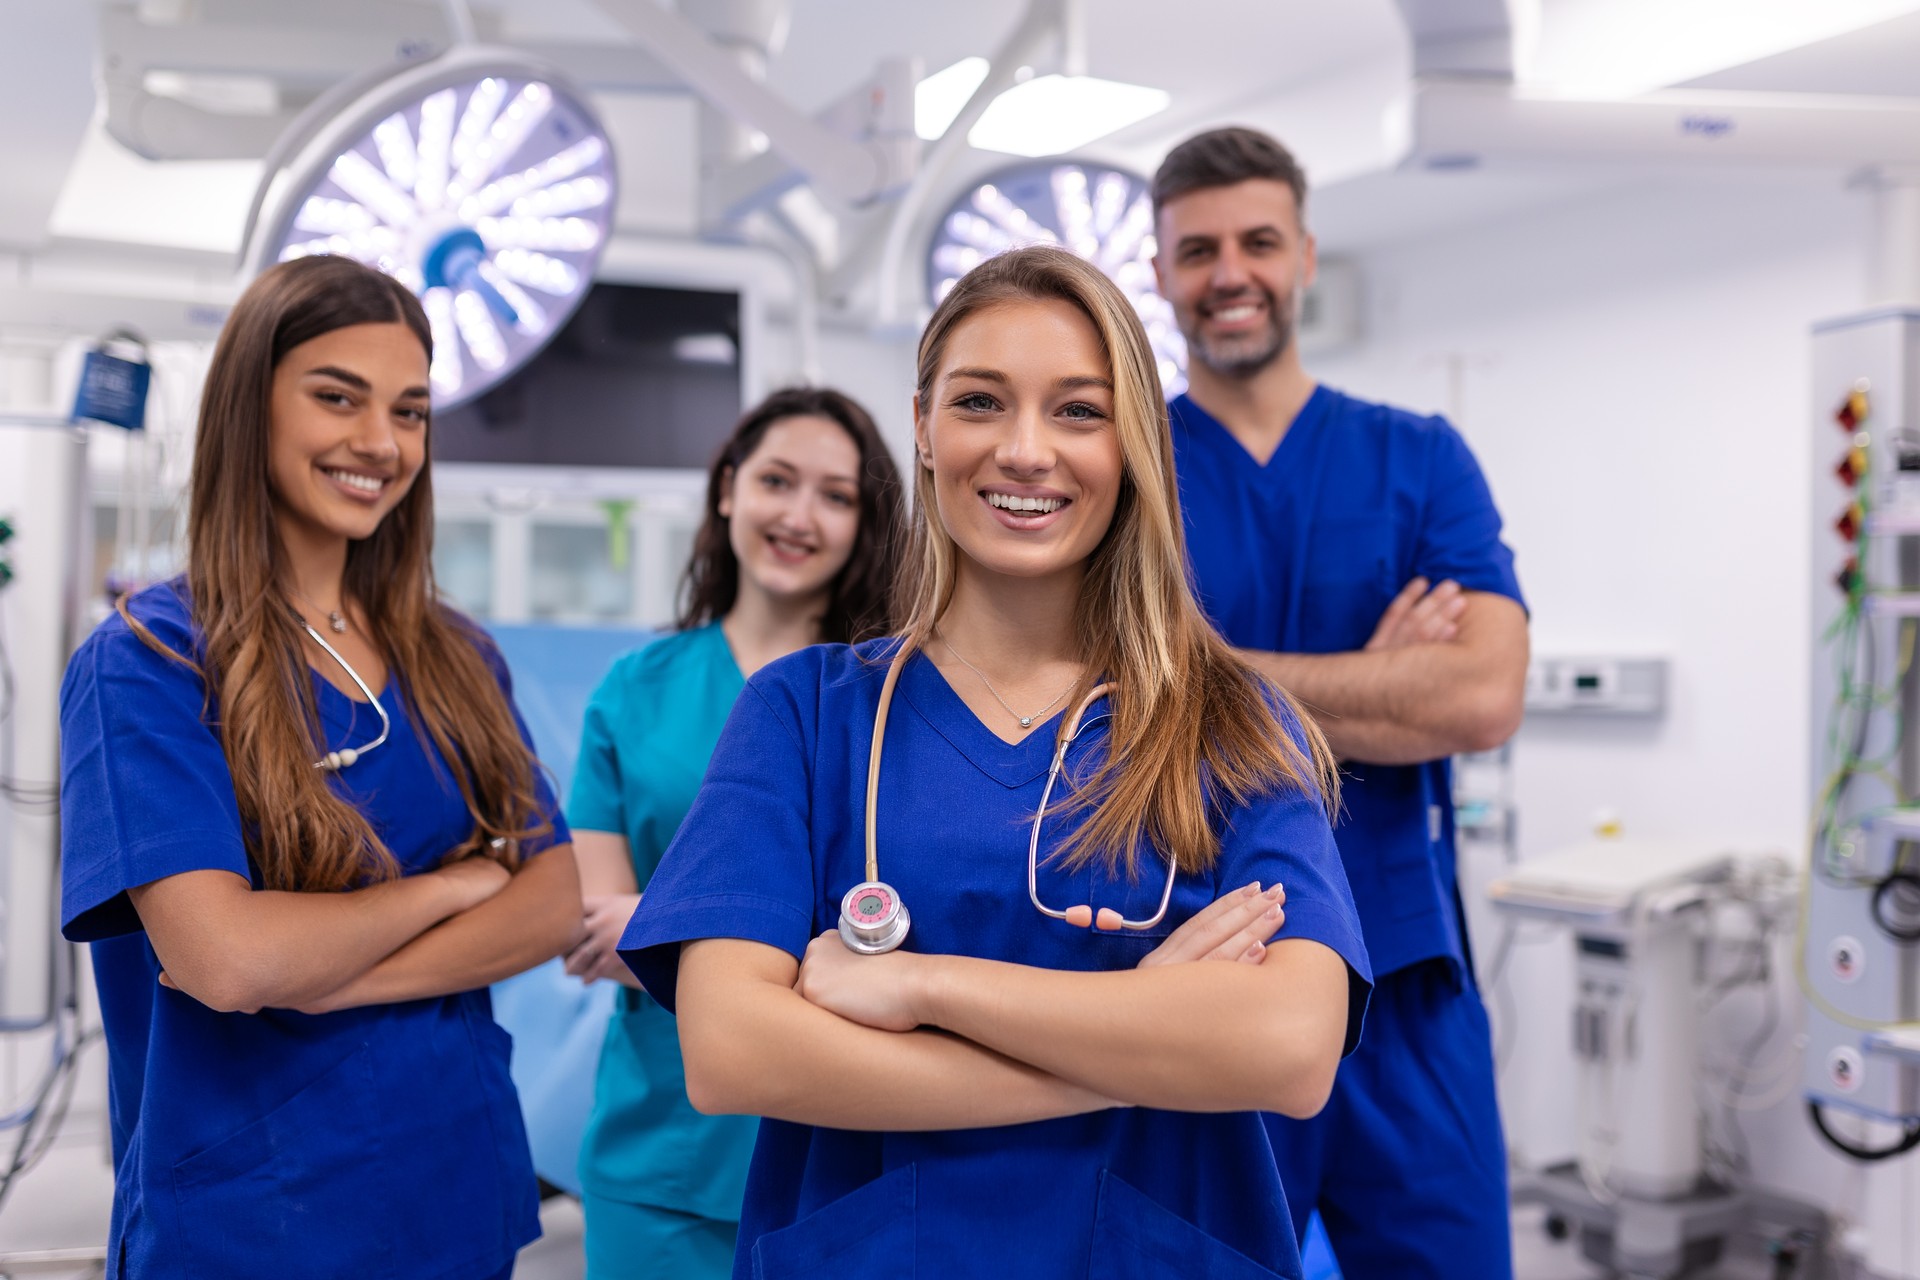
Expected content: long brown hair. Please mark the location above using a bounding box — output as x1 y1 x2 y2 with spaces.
901 245 1339 875
678 386 906 644
123 254 549 891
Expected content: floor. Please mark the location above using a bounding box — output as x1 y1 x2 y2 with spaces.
0 1118 1806 1280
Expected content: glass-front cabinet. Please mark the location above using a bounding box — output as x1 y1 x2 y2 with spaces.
88 463 704 630
430 463 706 627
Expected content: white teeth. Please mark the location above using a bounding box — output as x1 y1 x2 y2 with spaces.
986 493 1064 514
324 468 384 494
1213 305 1258 321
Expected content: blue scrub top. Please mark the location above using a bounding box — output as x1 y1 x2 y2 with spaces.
567 623 759 1220
1169 387 1525 978
59 581 569 1280
619 641 1373 1280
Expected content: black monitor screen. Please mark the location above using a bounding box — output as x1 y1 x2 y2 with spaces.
431 282 742 469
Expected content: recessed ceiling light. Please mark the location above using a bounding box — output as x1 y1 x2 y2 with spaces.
916 57 990 141
967 75 1171 158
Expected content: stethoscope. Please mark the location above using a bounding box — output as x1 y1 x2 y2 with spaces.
836 641 1179 955
296 614 391 772
296 611 517 857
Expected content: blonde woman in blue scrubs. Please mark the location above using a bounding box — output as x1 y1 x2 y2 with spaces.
560 387 906 1278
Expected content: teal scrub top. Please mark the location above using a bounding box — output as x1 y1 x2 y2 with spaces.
568 623 759 1220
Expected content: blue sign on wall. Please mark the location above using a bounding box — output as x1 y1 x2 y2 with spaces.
72 346 152 431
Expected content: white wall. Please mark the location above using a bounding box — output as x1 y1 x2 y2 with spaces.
1312 168 1920 1257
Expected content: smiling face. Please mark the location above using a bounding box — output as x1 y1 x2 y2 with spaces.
721 414 864 608
266 321 430 555
1152 178 1316 379
913 297 1124 589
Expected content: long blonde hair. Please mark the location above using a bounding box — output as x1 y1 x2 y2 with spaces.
122 256 550 891
899 245 1338 875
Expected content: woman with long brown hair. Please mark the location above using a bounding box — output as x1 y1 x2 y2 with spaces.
614 244 1373 1279
58 254 581 1280
559 386 904 1278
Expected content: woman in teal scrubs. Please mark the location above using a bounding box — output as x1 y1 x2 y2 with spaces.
560 387 907 1278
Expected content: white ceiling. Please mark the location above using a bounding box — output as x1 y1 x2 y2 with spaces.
0 0 98 249
15 0 1920 264
1682 9 1920 96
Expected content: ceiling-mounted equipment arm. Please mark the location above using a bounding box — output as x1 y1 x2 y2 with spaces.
871 0 1067 326
1390 0 1518 81
589 0 901 208
701 56 920 227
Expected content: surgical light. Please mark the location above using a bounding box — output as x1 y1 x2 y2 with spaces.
241 49 617 410
967 75 1170 158
927 161 1187 395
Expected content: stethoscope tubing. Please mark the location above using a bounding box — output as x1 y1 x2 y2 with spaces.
861 639 1177 937
299 618 392 770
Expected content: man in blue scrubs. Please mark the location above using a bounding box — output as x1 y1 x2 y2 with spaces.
1152 127 1529 1279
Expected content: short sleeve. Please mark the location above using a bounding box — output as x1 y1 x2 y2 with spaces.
566 667 628 836
1414 422 1526 611
617 680 817 1011
1221 709 1374 1056
59 628 252 942
480 639 572 856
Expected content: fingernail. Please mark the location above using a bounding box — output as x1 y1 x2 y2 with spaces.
1266 902 1285 921
1246 881 1262 896
1264 884 1284 900
1244 940 1266 960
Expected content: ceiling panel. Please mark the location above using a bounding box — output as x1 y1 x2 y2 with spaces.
762 0 1404 115
1681 10 1920 96
0 0 97 250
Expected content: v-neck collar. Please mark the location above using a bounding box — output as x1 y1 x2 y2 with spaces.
311 667 390 711
1175 384 1334 481
698 621 748 690
895 650 1107 789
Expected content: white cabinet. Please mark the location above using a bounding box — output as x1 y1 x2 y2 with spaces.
432 463 706 627
84 462 706 630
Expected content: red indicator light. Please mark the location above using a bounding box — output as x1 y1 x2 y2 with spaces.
1837 386 1870 431
1837 507 1861 541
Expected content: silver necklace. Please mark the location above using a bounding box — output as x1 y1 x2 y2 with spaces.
935 630 1076 730
289 587 348 634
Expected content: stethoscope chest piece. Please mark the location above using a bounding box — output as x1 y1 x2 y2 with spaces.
838 880 911 954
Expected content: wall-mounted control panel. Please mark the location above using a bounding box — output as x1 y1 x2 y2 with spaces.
1524 656 1667 717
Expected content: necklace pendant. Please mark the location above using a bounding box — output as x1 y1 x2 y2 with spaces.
327 612 347 634
1019 716 1032 728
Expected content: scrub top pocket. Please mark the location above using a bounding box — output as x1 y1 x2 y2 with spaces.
1089 1171 1298 1280
171 1012 531 1280
750 1163 916 1280
171 1044 380 1279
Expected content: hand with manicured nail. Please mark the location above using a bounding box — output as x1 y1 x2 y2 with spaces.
1137 880 1287 969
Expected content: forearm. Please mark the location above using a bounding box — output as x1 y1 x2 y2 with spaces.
137 872 469 1013
913 940 1347 1118
1244 644 1520 764
682 978 1110 1130
306 847 583 1011
677 939 1109 1129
